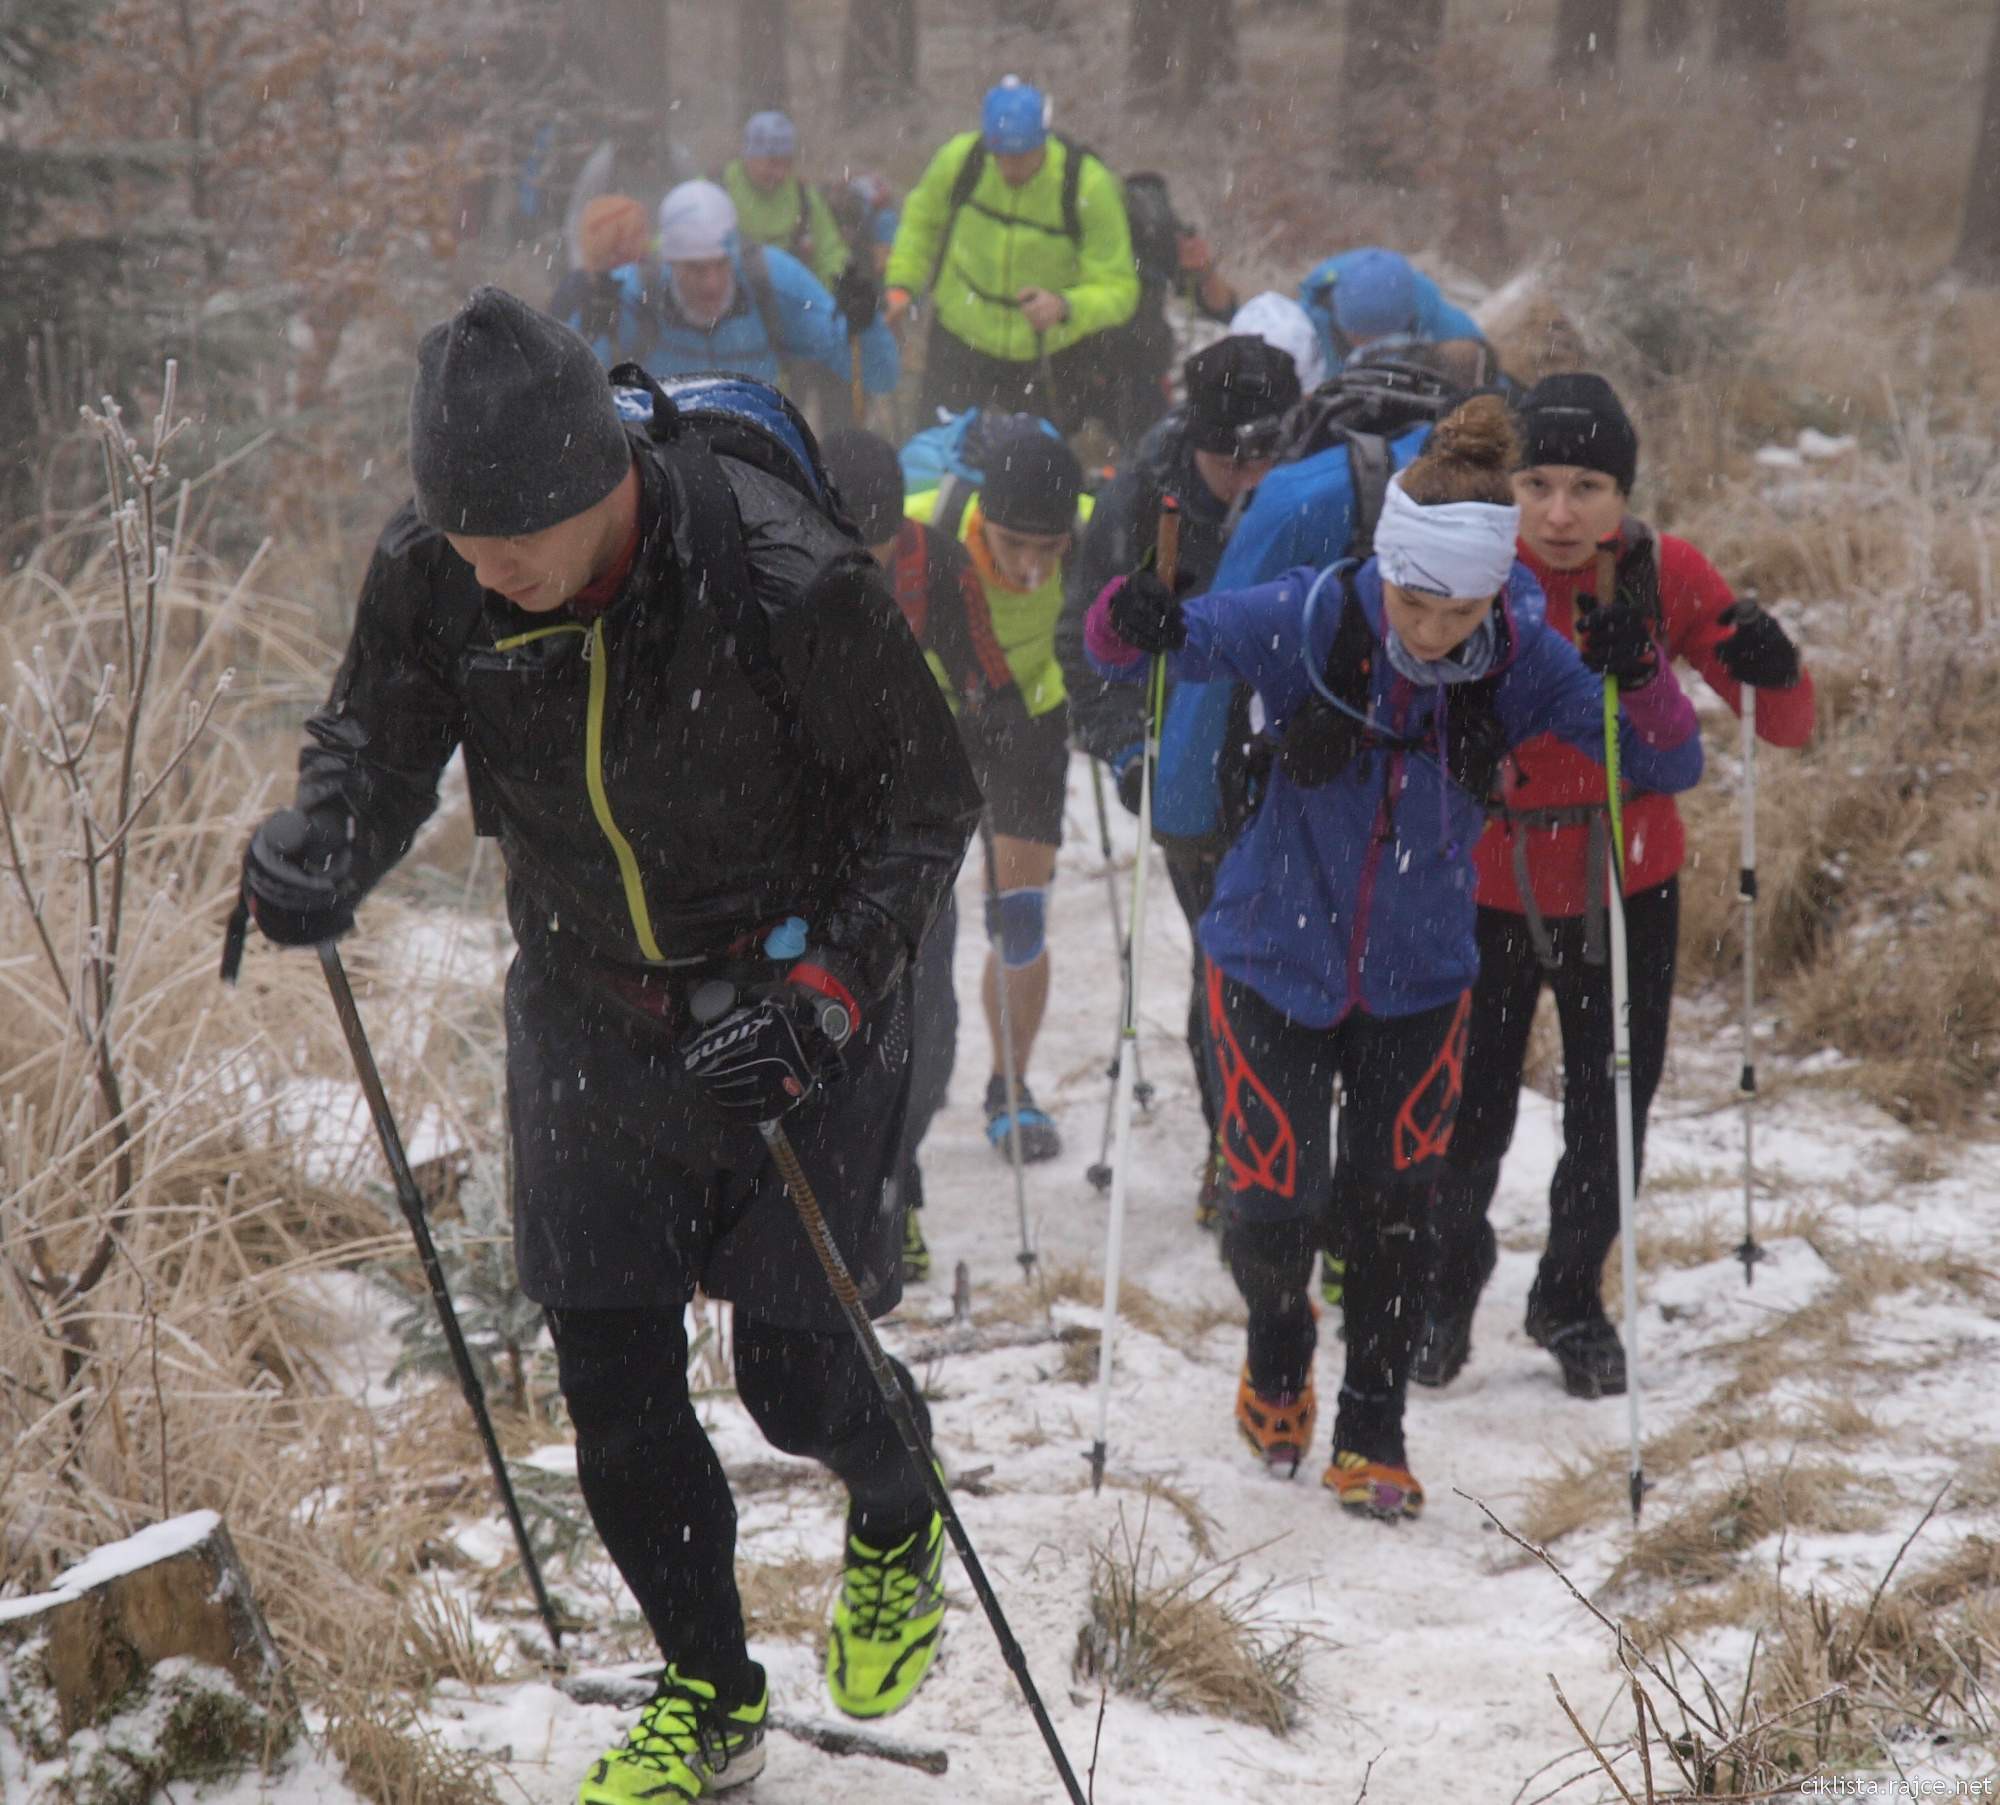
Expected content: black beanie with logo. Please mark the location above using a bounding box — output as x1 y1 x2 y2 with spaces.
1515 372 1640 493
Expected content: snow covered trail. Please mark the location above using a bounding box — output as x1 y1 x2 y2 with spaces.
198 751 2000 1805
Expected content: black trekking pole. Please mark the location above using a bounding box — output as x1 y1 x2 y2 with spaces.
220 828 566 1661
318 941 567 1656
757 1117 1088 1805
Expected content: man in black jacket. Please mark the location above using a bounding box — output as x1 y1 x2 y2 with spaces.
235 289 981 1804
1056 335 1298 1225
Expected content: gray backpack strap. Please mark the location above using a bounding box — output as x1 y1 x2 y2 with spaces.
1345 431 1392 561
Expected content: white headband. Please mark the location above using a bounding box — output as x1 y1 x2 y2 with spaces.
1374 473 1520 601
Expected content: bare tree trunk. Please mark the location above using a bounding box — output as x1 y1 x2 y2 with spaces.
1645 0 1695 54
1129 0 1175 97
1554 0 1622 74
1714 0 1790 62
1183 0 1241 99
1340 0 1445 184
842 0 918 120
740 0 789 117
1956 1 2000 278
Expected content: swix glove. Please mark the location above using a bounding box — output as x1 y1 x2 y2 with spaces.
680 962 860 1124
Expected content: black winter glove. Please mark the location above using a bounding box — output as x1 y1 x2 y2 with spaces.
1108 568 1188 653
1576 600 1661 690
833 264 882 337
241 806 355 947
1715 600 1800 689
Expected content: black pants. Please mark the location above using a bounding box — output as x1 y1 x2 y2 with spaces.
1208 971 1470 1466
548 1304 932 1701
898 891 960 1208
1162 836 1226 1135
1438 880 1680 1326
920 321 1105 438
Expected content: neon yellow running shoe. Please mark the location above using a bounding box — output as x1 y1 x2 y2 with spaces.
825 1512 947 1718
1320 1253 1346 1312
902 1207 932 1283
577 1664 766 1803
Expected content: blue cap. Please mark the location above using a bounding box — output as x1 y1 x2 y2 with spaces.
743 111 798 159
1330 248 1419 344
981 79 1049 155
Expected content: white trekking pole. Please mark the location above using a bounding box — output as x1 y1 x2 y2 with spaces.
1086 760 1153 1193
1736 598 1764 1286
1088 497 1177 1493
1596 546 1646 1526
979 810 1038 1281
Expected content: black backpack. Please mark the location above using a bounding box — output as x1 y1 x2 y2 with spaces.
1269 355 1469 559
1121 172 1183 289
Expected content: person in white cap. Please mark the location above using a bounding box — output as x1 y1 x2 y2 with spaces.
598 178 897 397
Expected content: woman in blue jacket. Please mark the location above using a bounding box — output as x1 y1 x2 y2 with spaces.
1084 397 1701 1522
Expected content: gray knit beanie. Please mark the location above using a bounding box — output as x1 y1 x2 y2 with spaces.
409 286 632 536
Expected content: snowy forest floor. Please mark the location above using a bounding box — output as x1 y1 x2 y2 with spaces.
172 739 2000 1805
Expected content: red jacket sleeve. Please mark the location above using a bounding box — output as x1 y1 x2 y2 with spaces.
1659 533 1816 748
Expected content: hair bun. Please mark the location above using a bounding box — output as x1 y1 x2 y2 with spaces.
1427 394 1518 472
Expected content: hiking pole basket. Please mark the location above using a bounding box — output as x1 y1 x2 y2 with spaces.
758 1120 1089 1805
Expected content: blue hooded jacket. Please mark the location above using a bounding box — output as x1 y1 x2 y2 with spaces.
589 245 899 391
1097 559 1703 1027
1151 423 1432 837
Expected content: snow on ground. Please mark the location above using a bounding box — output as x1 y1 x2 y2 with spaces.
92 752 2000 1803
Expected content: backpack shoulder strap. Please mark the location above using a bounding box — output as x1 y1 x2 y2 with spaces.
929 139 989 291
1344 432 1392 562
1057 135 1093 245
933 474 972 544
739 243 787 360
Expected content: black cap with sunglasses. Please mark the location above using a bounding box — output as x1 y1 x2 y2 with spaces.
1182 335 1303 461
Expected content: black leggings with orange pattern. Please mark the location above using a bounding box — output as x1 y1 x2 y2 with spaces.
1207 970 1470 1469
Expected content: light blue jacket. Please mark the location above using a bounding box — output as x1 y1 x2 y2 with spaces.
1095 559 1703 1026
1298 253 1485 377
590 245 899 392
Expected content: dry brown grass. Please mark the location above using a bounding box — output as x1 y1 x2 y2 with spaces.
1072 1503 1310 1736
1609 1461 1892 1591
738 1551 841 1645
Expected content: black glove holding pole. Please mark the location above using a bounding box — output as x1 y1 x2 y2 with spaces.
680 957 863 1124
243 806 355 942
1108 567 1189 654
1576 536 1663 690
833 264 882 338
1715 597 1800 689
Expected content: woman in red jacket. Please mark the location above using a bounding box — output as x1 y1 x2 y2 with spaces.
1418 373 1816 1400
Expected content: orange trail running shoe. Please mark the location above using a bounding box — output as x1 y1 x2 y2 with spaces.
1234 1369 1316 1478
1324 1451 1425 1521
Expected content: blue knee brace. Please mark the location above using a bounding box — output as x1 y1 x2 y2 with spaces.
984 886 1048 970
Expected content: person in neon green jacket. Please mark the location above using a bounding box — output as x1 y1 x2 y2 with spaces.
723 111 850 290
884 79 1137 435
903 423 1093 1165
